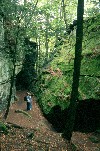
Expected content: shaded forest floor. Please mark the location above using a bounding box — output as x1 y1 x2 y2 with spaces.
0 90 100 151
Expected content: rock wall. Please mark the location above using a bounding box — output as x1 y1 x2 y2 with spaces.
0 53 12 111
0 16 37 112
0 54 23 112
0 16 22 112
0 17 10 111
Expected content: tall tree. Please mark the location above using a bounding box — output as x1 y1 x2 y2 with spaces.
61 0 68 31
44 13 49 63
63 0 84 141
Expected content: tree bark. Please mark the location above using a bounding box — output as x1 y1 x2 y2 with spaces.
62 0 68 31
63 0 84 141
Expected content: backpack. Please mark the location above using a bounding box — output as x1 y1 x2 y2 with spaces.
24 96 27 101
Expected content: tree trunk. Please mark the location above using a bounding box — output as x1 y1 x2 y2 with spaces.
63 0 84 141
44 15 49 63
62 0 68 31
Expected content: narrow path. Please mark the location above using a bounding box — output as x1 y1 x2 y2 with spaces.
3 90 68 150
7 90 51 131
0 90 100 151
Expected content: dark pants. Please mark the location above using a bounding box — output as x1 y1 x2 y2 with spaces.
27 102 32 110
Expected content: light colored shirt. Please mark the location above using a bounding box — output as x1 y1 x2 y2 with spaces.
26 95 32 103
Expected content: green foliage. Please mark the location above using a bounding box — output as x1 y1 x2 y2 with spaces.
89 136 99 143
79 55 100 100
85 1 100 17
27 132 34 139
71 143 77 151
0 121 8 134
39 74 71 113
1 0 100 115
95 129 100 134
34 11 100 114
34 46 100 114
83 14 100 54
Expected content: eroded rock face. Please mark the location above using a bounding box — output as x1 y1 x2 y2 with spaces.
16 39 38 90
0 14 37 111
0 39 38 111
0 17 13 111
0 54 15 111
0 21 21 111
0 12 38 111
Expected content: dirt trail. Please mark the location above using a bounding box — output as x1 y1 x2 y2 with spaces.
7 90 51 131
0 90 100 151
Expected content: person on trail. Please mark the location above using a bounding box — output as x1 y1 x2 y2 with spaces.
24 92 32 111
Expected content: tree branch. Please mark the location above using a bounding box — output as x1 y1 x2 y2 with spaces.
80 74 100 78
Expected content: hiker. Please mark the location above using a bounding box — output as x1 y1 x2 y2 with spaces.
24 92 32 111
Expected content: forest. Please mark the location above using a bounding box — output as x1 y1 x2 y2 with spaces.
0 0 100 150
